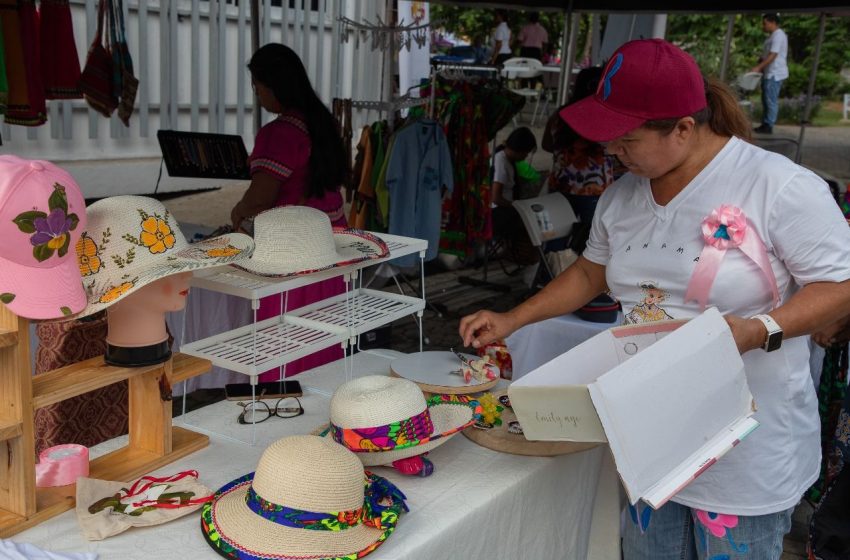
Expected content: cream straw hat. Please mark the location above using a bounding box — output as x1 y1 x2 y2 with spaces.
322 375 476 466
72 195 253 319
232 206 389 278
201 435 408 560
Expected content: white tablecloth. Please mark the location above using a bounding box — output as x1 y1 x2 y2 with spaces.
12 351 618 560
506 313 623 380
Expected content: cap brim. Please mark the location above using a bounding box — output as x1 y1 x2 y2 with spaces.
233 230 389 278
70 233 254 320
201 474 394 560
559 95 647 143
0 255 86 320
319 402 475 466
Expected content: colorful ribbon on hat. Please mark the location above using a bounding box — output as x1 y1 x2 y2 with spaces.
35 444 89 487
244 471 407 532
331 408 435 453
684 205 779 310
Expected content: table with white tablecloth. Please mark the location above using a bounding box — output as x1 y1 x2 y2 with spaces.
12 351 620 560
506 312 624 380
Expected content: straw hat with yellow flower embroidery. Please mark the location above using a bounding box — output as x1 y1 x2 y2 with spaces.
71 195 254 319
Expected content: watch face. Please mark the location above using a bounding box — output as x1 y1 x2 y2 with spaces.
765 331 783 352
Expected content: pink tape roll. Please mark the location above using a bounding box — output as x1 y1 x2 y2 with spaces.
35 444 90 487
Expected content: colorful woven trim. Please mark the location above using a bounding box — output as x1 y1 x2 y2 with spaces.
331 408 434 453
244 471 406 532
277 113 309 135
201 472 406 560
250 157 293 180
331 396 478 454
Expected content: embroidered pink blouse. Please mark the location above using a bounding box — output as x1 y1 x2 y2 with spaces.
249 110 346 226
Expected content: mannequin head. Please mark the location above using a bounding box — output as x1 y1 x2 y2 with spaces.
105 272 192 365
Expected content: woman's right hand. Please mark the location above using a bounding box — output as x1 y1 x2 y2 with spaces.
459 310 518 349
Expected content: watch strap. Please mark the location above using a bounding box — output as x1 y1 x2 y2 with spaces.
751 314 782 351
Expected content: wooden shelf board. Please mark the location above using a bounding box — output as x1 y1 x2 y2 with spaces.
0 329 18 349
0 508 26 538
171 353 212 384
0 417 22 441
0 427 209 538
32 356 163 410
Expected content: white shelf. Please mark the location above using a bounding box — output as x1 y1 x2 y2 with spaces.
190 232 428 300
286 289 425 337
180 315 347 376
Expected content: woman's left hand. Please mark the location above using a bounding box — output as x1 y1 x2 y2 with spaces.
724 314 767 354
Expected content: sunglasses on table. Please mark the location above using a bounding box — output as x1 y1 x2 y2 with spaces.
236 392 304 425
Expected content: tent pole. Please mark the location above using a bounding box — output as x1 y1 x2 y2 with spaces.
556 0 573 107
251 0 261 135
558 11 580 106
719 15 734 82
794 12 826 164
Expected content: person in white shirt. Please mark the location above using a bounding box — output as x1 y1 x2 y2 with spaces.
489 10 512 66
752 13 788 134
460 38 850 559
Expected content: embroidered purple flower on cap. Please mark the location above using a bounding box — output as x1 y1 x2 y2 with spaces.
31 208 73 249
12 183 80 262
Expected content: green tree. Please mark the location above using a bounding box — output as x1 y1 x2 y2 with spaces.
666 13 850 98
431 6 565 59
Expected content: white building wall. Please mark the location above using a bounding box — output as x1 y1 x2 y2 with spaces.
0 0 386 198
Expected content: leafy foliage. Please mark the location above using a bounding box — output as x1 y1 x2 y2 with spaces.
431 9 850 99
431 6 565 58
667 13 850 98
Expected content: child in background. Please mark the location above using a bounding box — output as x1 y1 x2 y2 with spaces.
490 127 537 240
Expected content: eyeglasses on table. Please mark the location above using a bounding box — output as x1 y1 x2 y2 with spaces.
236 395 304 425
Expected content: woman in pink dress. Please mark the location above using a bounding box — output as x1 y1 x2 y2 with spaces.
231 43 348 382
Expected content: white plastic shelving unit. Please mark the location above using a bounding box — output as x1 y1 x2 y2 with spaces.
181 232 428 377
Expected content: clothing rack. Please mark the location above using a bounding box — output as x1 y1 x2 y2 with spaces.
349 92 430 133
338 16 429 52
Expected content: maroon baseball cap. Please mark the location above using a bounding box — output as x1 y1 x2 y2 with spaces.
560 39 707 143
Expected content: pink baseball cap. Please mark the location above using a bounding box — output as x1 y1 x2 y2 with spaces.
560 39 707 143
0 156 88 319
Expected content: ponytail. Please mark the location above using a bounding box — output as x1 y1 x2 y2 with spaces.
703 78 752 142
643 77 752 142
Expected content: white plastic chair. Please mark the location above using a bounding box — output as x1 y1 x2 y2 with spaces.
734 72 762 119
502 57 545 126
512 193 579 282
736 72 763 92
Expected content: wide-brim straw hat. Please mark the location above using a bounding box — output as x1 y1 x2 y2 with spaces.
72 195 253 319
201 435 407 560
320 375 476 466
232 206 389 278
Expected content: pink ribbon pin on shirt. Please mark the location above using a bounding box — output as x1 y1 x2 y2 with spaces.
684 204 780 310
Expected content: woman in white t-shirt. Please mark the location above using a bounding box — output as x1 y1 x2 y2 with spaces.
460 38 850 559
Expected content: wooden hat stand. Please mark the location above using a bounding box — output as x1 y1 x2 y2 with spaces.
0 304 212 537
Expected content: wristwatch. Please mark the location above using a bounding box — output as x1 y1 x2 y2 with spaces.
751 314 783 352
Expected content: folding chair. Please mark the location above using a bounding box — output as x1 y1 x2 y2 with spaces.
512 193 579 285
501 57 545 126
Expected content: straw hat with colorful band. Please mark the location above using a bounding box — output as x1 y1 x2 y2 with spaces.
200 435 407 560
323 375 476 466
0 156 88 320
71 195 254 319
232 205 389 278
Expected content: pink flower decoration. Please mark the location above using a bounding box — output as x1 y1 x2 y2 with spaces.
695 509 739 538
701 205 747 250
